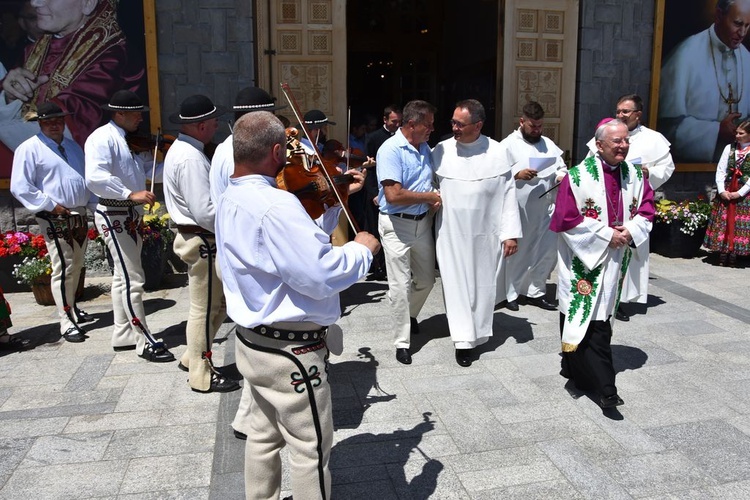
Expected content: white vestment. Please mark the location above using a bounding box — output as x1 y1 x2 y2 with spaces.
501 128 565 300
433 135 522 348
659 26 750 162
586 125 674 303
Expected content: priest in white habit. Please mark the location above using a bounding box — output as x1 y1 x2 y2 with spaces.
499 101 566 312
658 0 750 162
433 99 522 367
587 95 675 321
552 119 654 409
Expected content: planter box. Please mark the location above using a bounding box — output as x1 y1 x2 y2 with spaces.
651 221 707 258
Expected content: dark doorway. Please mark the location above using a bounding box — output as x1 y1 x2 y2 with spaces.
347 0 499 143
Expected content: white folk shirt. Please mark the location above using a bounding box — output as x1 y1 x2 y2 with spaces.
659 26 750 162
216 174 372 328
163 133 215 231
85 121 157 200
501 128 566 299
209 134 233 206
433 135 522 346
11 133 94 212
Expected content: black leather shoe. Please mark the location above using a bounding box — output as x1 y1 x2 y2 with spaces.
192 374 241 393
62 326 86 343
615 306 630 322
396 348 412 365
505 300 519 312
410 317 420 335
74 307 95 323
113 344 136 352
177 362 188 372
600 394 625 408
139 342 175 363
526 296 557 311
233 429 247 440
455 348 473 367
0 333 30 351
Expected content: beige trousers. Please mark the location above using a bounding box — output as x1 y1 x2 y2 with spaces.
95 204 156 353
378 213 435 348
173 232 226 391
36 207 88 334
235 327 332 500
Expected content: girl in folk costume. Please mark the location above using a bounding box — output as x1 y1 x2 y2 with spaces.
704 120 750 267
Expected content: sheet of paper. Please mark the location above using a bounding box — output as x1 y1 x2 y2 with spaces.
529 156 558 178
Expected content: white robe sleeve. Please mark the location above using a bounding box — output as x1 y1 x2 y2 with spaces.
561 217 613 270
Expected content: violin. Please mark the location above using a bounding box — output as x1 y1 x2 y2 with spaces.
276 83 361 232
126 132 175 156
277 130 354 219
322 139 373 170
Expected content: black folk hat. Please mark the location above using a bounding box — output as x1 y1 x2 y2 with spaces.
169 94 228 124
303 109 335 129
233 87 287 112
101 90 149 112
27 101 72 121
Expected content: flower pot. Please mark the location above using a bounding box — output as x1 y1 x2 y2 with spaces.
30 268 86 306
0 254 31 293
651 221 707 258
141 240 166 291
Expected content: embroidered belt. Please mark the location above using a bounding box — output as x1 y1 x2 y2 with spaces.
98 198 137 207
237 324 328 342
176 224 214 235
380 211 428 221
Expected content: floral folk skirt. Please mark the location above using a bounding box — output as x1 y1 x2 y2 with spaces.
704 197 750 255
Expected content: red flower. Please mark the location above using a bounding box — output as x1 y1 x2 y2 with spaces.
584 209 599 219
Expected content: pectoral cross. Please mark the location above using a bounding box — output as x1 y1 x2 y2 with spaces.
727 83 739 114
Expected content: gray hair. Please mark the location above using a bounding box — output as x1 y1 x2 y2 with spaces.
455 99 486 123
594 119 627 141
716 0 748 15
402 100 437 125
233 111 286 165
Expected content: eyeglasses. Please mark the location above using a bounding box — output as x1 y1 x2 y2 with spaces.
450 119 479 129
615 108 638 116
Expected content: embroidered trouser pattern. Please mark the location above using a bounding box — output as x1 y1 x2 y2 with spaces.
235 330 332 500
95 204 156 353
173 232 226 391
36 207 87 334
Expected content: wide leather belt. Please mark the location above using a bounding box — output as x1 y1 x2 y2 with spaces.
238 324 327 342
176 224 214 235
380 211 428 221
98 198 137 207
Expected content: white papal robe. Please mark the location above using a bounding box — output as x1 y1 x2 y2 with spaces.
659 26 750 162
586 124 674 303
433 135 522 348
501 128 566 301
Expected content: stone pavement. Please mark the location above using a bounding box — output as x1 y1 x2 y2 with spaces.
1 252 750 499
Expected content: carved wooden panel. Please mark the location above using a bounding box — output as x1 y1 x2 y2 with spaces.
279 0 301 24
279 62 333 115
309 30 332 55
308 1 331 24
502 0 578 153
278 30 302 55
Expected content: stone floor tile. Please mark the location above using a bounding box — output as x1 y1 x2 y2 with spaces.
103 423 215 460
119 452 213 494
0 460 128 499
471 479 585 500
19 431 112 467
64 411 161 434
0 416 69 439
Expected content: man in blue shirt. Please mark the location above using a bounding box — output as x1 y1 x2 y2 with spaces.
376 100 441 364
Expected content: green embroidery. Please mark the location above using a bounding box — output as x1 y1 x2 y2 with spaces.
567 257 603 326
614 247 633 313
584 155 600 181
581 198 602 219
569 164 581 186
620 161 630 179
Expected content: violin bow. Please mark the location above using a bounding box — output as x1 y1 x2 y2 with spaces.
346 106 351 171
149 127 161 197
279 82 359 233
538 181 561 199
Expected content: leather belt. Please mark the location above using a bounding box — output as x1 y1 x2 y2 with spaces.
98 198 137 207
238 324 327 342
380 211 428 221
176 224 213 235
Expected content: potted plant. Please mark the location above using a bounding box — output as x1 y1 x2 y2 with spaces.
12 253 86 306
0 231 48 292
141 202 174 290
651 197 712 258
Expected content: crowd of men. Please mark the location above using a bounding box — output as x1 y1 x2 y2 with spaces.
6 83 673 498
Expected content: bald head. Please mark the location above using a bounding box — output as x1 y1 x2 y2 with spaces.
233 111 286 176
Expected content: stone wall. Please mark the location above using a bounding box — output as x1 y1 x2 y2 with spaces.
574 0 656 163
154 0 256 139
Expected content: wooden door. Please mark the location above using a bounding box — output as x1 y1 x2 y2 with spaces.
255 0 347 142
500 0 579 156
